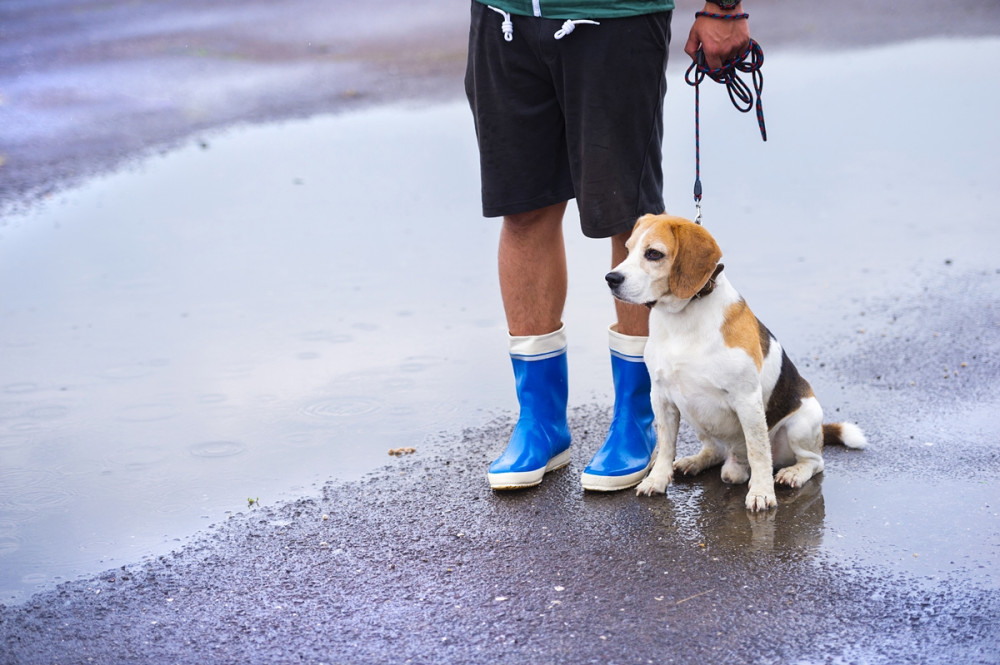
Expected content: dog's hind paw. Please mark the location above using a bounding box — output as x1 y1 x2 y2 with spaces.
774 459 823 488
674 448 724 477
673 456 709 477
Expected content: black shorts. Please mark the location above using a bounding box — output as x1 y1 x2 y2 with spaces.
464 2 672 238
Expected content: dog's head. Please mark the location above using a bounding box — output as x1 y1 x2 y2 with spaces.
606 214 723 307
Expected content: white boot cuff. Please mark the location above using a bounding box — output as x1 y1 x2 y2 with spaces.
608 324 647 362
509 324 567 361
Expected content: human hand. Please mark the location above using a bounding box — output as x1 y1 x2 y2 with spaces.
684 2 751 70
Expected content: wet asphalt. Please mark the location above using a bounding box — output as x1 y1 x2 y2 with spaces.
2 1 1000 663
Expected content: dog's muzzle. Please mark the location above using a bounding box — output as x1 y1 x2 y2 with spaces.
606 271 656 308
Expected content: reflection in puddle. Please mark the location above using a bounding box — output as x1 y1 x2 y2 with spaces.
643 472 827 555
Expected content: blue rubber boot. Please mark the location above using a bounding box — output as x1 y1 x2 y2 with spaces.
580 326 655 491
488 325 572 490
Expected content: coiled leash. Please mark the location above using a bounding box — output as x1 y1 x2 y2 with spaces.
685 11 766 225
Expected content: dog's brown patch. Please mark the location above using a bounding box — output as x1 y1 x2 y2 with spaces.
722 298 764 370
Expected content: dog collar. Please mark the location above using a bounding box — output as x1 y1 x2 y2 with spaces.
692 263 725 300
645 263 725 308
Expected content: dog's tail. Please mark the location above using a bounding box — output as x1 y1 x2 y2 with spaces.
823 422 868 449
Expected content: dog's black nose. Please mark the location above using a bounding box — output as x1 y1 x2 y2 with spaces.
605 271 624 288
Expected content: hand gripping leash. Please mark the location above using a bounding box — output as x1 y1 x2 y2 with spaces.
685 12 766 224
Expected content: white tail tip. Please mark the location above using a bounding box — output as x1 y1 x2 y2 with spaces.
839 422 868 449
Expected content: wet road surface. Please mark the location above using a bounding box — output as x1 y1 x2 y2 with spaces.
2 1 1000 663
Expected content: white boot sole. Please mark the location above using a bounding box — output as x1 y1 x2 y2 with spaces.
488 449 572 490
580 461 653 492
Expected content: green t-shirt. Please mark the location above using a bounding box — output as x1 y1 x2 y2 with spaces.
476 0 675 20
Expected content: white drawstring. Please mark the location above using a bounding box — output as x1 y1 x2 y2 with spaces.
554 19 600 39
487 5 514 42
486 8 599 43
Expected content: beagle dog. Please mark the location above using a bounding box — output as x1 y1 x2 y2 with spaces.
606 214 866 511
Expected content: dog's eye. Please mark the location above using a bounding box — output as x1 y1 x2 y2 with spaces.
644 248 665 261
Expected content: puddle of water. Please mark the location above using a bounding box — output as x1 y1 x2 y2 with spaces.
821 475 998 588
1 37 998 605
631 414 1000 590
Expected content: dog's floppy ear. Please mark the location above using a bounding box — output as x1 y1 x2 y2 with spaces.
668 221 723 300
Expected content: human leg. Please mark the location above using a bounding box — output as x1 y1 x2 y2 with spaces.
488 202 573 489
499 202 568 337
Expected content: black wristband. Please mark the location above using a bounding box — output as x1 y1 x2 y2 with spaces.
696 11 749 20
708 0 742 9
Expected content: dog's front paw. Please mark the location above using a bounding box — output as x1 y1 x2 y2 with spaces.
744 488 777 512
636 469 673 496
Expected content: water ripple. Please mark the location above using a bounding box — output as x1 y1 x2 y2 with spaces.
100 365 154 381
299 396 381 419
298 331 353 344
0 468 74 512
3 383 38 395
104 445 170 470
0 535 20 556
188 440 247 459
0 434 28 450
25 405 70 421
117 403 180 423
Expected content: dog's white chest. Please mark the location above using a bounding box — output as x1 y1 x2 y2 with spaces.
645 318 748 441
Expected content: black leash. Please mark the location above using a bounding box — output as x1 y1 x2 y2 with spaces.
685 12 766 224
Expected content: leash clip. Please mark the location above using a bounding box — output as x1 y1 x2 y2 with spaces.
693 177 703 225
